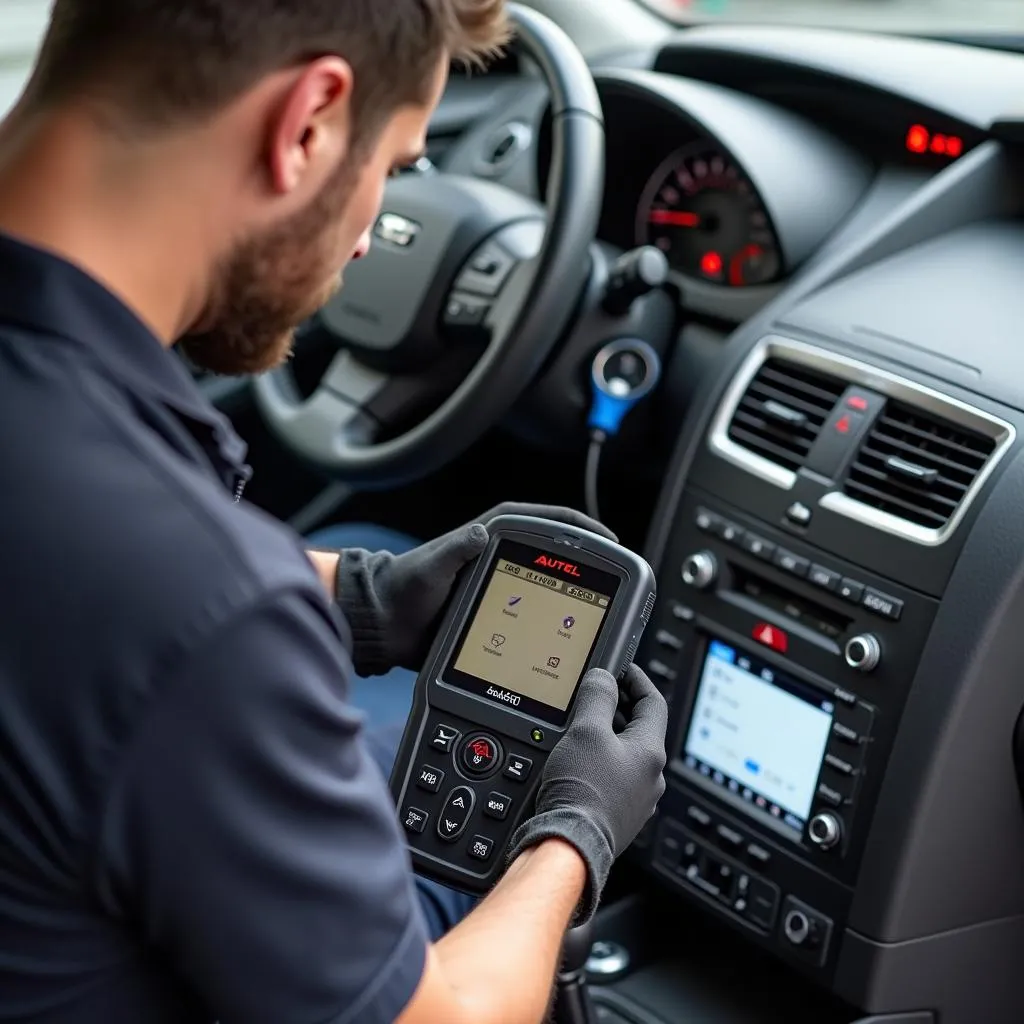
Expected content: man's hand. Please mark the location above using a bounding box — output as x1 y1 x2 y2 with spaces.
507 663 668 923
331 503 615 677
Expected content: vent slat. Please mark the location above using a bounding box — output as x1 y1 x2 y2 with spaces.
727 358 845 472
856 448 971 496
746 382 834 422
847 463 961 512
843 399 996 531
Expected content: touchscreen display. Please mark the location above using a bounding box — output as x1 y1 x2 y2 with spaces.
681 639 834 840
444 539 619 726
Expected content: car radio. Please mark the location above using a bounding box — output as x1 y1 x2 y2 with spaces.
390 514 656 894
634 490 939 978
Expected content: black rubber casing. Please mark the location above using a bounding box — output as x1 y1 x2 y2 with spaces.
389 515 657 894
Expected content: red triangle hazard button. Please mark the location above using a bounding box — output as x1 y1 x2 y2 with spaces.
753 622 788 653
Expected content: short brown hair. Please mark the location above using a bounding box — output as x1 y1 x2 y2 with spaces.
29 1 509 139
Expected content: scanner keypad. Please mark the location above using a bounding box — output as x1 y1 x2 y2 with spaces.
398 712 548 887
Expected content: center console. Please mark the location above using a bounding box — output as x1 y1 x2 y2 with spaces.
632 334 1019 998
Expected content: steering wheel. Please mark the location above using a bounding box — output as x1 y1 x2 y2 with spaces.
252 4 604 486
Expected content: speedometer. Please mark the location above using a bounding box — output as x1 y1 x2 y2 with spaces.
636 142 781 287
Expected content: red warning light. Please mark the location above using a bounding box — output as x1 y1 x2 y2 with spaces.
835 415 852 435
906 124 930 154
906 123 963 159
700 251 723 276
847 395 868 412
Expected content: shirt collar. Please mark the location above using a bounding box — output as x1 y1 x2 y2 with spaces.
0 230 251 492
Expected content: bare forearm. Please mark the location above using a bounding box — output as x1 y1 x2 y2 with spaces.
306 550 339 598
431 839 586 1024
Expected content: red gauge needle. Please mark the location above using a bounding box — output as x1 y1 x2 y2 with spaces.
648 209 700 228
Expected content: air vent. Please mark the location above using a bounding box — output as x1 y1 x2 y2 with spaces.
843 400 997 530
726 358 846 472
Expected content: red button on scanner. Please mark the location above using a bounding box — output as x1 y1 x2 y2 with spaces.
459 733 502 778
753 622 788 653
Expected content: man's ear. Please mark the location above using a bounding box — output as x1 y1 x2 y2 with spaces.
267 56 355 196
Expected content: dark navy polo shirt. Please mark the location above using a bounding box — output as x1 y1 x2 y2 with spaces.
0 233 427 1023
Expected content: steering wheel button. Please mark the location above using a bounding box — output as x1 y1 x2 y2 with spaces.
444 297 489 328
459 734 502 778
458 246 517 296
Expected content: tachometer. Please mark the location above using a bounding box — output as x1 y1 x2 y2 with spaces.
636 142 781 287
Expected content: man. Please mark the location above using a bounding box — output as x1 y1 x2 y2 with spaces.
0 3 668 1023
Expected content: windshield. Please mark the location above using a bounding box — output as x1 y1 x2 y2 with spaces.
642 0 1024 35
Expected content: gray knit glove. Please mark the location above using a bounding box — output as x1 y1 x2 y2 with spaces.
507 664 668 924
334 503 615 677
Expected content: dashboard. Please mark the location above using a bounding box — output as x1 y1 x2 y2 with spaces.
432 20 1024 1024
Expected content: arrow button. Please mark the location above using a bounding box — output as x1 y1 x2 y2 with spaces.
436 786 475 843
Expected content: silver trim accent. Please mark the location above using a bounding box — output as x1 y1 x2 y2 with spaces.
844 633 881 673
708 336 1017 547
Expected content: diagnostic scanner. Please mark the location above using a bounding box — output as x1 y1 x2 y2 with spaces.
389 515 656 894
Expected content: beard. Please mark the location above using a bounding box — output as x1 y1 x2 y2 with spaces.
179 154 361 376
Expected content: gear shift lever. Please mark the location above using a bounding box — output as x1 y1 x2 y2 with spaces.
552 922 598 1024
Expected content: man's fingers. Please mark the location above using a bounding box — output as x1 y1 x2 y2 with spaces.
431 523 488 577
479 503 617 543
572 668 620 727
619 664 669 744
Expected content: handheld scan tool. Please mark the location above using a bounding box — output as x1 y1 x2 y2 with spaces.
390 515 657 892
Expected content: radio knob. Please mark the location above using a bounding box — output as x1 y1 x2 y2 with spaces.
844 633 881 672
808 812 842 850
681 551 718 590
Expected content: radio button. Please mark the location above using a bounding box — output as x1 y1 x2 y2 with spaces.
863 588 904 621
716 824 744 850
416 765 446 793
503 754 533 783
459 734 501 778
714 520 745 545
817 782 845 808
824 753 857 776
740 534 775 561
695 508 721 533
809 564 841 591
647 659 678 683
838 578 865 603
746 878 779 929
437 787 475 843
484 792 512 821
746 842 772 866
832 721 860 744
686 805 712 829
671 603 696 622
773 549 809 577
832 686 858 706
656 630 684 651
